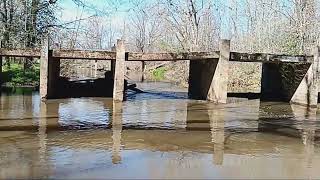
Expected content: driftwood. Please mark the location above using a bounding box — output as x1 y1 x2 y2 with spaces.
126 83 144 93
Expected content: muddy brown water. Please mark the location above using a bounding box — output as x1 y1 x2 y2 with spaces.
1 82 320 179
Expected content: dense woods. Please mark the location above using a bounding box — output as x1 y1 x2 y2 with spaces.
0 0 319 87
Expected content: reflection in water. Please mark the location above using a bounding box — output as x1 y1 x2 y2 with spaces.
38 102 48 170
1 84 320 178
209 105 225 165
258 102 318 178
112 102 122 164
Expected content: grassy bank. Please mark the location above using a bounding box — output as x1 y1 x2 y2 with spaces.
2 63 40 87
152 67 167 81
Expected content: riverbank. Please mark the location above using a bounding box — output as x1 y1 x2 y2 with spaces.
1 63 40 87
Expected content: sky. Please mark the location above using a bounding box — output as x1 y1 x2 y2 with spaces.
57 0 232 39
57 0 132 22
56 0 134 42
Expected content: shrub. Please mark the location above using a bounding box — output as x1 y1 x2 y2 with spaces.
2 63 40 86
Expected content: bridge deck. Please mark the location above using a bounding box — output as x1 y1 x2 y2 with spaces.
0 48 310 63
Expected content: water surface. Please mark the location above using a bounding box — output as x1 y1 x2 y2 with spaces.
0 83 320 179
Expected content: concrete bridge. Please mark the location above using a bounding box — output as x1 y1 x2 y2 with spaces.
0 38 319 107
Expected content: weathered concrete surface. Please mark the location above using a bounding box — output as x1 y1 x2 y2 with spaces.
188 59 218 99
140 61 145 82
261 62 311 101
208 40 230 103
230 52 307 63
188 40 230 103
52 49 116 60
40 37 49 99
0 48 40 58
40 36 61 99
47 58 60 98
113 40 126 101
128 52 220 61
111 45 116 79
290 47 320 107
260 63 283 100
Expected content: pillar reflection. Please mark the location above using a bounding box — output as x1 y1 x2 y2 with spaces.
36 101 52 178
186 102 225 165
38 102 48 164
112 101 123 164
290 104 316 173
209 104 225 166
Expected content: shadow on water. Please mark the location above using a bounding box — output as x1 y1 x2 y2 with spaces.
227 92 261 99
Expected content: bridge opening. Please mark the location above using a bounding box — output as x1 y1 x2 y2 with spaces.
125 61 190 100
51 59 115 98
227 61 262 100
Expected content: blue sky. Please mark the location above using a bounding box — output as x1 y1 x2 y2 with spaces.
57 0 234 39
57 0 133 22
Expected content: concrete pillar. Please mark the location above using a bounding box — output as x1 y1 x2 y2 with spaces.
261 59 317 107
48 58 60 98
40 36 60 99
113 40 126 101
40 36 50 100
141 61 145 82
111 45 116 79
188 39 230 103
291 47 319 107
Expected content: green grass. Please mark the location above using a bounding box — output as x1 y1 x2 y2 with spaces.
2 63 40 87
152 67 167 81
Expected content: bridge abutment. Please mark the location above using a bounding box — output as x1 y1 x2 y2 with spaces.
290 47 320 107
188 39 230 103
261 47 319 107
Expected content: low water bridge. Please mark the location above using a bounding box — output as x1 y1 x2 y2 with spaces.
0 38 319 107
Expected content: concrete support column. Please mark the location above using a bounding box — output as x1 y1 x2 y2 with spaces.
113 40 126 101
48 58 60 98
141 61 145 82
291 47 319 107
188 39 230 103
111 45 116 79
40 36 50 100
40 35 60 99
261 60 317 107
